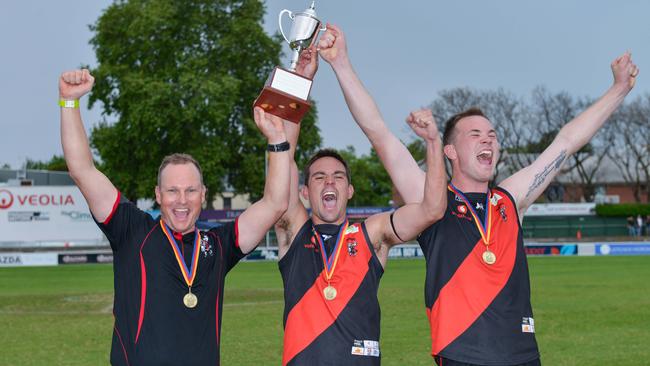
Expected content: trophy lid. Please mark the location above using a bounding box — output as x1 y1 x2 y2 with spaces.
297 1 318 18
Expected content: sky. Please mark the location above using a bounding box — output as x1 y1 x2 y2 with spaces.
1 0 648 169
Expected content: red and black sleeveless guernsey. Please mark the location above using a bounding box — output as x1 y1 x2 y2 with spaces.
95 192 244 366
279 219 384 365
417 187 539 365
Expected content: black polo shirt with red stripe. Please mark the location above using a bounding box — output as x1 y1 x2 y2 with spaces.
96 192 244 366
279 219 384 365
418 187 539 365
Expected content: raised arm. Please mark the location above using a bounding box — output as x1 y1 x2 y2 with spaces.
318 24 425 203
273 48 318 258
60 69 118 222
237 107 291 254
500 52 639 217
365 112 447 267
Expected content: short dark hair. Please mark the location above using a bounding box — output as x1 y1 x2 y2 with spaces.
302 149 351 186
157 153 204 186
442 107 488 146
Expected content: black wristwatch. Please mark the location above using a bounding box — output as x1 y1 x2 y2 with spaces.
267 141 290 152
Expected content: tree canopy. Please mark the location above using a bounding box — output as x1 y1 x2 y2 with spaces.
88 0 321 203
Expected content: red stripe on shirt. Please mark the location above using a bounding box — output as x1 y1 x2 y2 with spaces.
213 231 224 347
135 223 159 344
103 190 121 225
427 200 519 356
282 225 371 365
114 321 131 366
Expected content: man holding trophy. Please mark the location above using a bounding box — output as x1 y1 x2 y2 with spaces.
266 3 447 365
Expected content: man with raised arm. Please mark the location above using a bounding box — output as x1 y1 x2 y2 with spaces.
59 69 291 365
274 30 447 365
320 24 639 366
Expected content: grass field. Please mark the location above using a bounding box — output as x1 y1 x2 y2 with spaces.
1 256 649 365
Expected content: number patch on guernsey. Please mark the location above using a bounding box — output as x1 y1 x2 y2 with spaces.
351 340 380 357
521 317 535 333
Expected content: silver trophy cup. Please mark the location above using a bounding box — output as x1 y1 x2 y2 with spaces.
279 1 327 71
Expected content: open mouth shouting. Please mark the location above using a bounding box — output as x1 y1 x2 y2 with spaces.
172 207 191 221
322 191 338 211
477 149 493 166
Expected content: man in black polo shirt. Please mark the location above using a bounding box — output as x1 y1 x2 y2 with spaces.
59 69 291 365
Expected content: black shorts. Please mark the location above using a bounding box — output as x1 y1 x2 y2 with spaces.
434 356 541 366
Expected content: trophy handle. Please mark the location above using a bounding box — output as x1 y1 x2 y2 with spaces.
278 9 294 44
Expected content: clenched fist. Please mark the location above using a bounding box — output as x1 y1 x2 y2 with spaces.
406 109 440 143
611 51 639 91
59 69 94 100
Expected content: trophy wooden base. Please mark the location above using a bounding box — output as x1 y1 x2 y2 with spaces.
254 87 311 123
253 67 313 123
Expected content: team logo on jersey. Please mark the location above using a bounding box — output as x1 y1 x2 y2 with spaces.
521 317 535 333
200 233 213 258
499 204 507 221
457 204 467 214
347 238 358 256
475 202 484 211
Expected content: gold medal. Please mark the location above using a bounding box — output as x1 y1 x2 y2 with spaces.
323 285 337 301
183 290 198 308
482 249 496 265
161 221 202 310
314 221 349 303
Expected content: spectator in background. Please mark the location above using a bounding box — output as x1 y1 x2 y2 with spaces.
645 215 650 237
636 214 644 237
627 216 636 236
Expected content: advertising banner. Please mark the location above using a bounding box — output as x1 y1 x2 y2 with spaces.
0 186 105 243
596 243 650 256
0 252 58 267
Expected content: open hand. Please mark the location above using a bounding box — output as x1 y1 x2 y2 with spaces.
253 107 287 144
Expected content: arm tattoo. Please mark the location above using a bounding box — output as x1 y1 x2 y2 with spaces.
525 149 567 198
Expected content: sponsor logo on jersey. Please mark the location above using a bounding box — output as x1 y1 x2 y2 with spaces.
490 192 503 206
521 317 535 333
345 225 359 234
350 340 380 357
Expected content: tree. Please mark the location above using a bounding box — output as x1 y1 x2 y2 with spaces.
531 87 612 202
88 0 321 203
25 155 68 171
338 146 392 207
608 95 650 202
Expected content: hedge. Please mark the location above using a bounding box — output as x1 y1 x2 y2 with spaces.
595 203 650 217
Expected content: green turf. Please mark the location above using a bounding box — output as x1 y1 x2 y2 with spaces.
1 256 649 365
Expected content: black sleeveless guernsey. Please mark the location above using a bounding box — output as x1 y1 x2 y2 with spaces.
418 187 540 365
279 220 384 365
